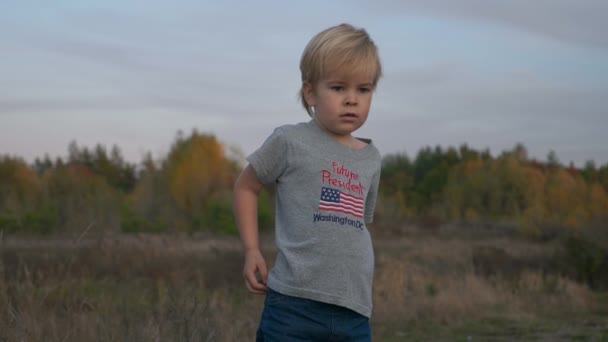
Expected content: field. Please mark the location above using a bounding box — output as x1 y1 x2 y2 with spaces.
1 228 607 341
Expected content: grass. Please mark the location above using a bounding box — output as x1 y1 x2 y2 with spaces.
1 229 607 341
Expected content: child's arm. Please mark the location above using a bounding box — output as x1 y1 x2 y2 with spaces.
233 164 268 294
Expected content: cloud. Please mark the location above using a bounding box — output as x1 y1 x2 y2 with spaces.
1 1 606 166
368 59 608 166
382 63 607 131
366 0 608 49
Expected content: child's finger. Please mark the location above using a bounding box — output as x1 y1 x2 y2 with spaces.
245 270 267 293
245 278 260 293
258 260 268 285
245 278 264 294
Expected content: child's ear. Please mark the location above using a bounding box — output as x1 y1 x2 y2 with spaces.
302 81 315 107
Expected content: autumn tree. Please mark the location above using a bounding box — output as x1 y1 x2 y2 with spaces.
67 141 136 192
121 154 163 232
379 153 414 222
42 163 120 233
0 156 45 232
160 130 238 232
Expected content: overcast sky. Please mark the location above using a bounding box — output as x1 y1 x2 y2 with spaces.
1 0 607 167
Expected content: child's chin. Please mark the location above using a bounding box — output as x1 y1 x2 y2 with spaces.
331 129 357 137
334 124 361 134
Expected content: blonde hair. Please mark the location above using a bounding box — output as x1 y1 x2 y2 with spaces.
299 23 382 116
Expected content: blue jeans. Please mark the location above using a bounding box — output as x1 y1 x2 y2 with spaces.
256 289 371 341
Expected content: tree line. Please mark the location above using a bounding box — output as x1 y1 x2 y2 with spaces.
379 143 608 236
1 133 607 236
0 130 272 235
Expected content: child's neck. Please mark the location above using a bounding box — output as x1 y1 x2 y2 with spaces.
338 136 368 150
314 121 367 150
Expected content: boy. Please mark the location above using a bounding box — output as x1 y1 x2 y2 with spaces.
233 23 382 341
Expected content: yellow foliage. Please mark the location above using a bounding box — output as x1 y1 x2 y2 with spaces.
517 216 541 238
166 133 235 214
544 170 583 223
463 159 482 176
0 157 41 211
522 167 546 217
565 205 588 229
589 184 608 219
464 208 480 222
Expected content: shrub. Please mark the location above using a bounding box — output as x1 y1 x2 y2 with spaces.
22 206 58 235
0 212 19 233
561 233 608 290
120 203 168 233
203 199 237 235
257 190 274 231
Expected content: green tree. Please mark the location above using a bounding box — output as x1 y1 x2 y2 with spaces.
43 163 120 233
0 156 46 233
581 160 598 183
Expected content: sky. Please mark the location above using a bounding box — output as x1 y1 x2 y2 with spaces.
1 0 607 167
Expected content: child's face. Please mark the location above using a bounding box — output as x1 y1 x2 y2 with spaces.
304 72 374 140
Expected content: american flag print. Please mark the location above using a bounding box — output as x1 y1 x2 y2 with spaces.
319 187 364 218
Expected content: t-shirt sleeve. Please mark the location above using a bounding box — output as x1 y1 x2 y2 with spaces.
364 167 381 224
246 127 288 185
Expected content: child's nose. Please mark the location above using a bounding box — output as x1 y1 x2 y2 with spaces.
344 91 358 105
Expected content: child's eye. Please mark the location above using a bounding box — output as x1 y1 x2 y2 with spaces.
331 86 344 91
359 87 371 93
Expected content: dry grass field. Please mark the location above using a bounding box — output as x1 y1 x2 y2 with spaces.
1 228 607 341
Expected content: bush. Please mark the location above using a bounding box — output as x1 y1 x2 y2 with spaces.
203 199 237 235
257 190 274 231
22 207 58 234
561 233 608 290
0 207 58 235
120 203 168 233
0 212 19 233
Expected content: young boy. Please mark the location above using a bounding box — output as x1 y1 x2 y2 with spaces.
233 23 382 341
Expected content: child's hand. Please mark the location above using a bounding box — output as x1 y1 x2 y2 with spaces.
243 249 268 294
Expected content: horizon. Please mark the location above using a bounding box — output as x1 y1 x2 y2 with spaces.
6 132 603 171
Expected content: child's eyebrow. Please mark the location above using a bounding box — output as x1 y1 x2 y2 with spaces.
326 80 373 87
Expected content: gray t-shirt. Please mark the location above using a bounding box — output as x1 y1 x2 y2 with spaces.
247 120 381 317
